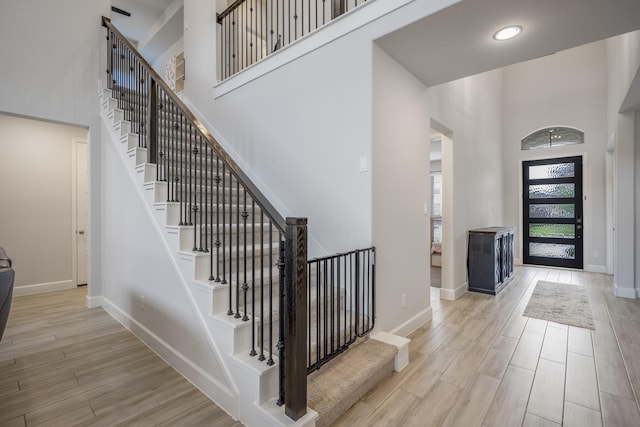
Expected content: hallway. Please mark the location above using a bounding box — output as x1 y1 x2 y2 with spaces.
335 266 640 426
0 288 240 426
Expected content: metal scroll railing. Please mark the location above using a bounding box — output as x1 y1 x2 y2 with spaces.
217 0 369 80
306 247 375 373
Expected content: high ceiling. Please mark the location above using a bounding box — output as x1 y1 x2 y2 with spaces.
376 0 640 88
111 0 176 44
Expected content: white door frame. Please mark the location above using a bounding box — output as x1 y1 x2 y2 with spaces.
71 138 88 286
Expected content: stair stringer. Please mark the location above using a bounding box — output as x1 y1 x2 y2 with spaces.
99 88 317 427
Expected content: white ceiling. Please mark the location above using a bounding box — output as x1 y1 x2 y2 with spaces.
376 0 640 88
111 0 177 44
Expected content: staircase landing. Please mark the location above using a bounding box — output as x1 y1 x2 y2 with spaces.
308 338 397 427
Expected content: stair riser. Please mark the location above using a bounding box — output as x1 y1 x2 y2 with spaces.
191 249 281 281
161 203 274 227
177 228 280 253
151 183 247 204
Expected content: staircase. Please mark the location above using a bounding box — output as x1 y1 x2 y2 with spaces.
99 84 310 426
99 16 402 427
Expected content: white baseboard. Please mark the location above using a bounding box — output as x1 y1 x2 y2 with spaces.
614 283 638 299
13 280 75 296
389 306 433 337
85 295 103 308
99 297 237 412
440 281 468 301
586 264 607 274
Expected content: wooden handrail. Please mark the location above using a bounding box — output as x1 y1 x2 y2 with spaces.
102 16 287 233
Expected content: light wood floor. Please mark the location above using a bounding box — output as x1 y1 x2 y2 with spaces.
334 266 640 427
0 287 241 427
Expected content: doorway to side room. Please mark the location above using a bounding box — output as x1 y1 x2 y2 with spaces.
429 128 454 299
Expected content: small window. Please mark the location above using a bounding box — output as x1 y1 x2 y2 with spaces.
521 127 584 151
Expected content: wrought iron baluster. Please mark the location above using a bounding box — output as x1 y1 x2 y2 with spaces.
204 144 209 254
198 135 204 251
258 209 265 361
250 199 256 356
241 189 249 321
267 222 274 366
235 180 241 319
210 155 219 281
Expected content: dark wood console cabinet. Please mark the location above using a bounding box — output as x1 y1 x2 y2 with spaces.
467 227 514 295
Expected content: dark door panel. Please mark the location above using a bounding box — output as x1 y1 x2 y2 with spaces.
523 156 583 269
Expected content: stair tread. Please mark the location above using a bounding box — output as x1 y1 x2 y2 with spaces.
308 339 396 427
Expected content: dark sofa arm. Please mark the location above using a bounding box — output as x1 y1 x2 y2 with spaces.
0 246 15 342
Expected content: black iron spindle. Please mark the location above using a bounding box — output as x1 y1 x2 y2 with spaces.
258 210 265 360
241 190 249 321
235 180 241 319
267 223 274 365
210 156 218 281
250 200 257 356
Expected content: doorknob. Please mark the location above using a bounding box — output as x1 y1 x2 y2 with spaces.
78 230 85 235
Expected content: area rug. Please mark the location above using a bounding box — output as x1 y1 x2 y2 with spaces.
523 280 595 329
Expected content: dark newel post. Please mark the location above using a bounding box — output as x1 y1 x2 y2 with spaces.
284 217 308 421
146 79 158 164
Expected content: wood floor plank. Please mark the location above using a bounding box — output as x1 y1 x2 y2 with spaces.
510 330 544 371
591 320 619 351
359 388 420 427
0 287 237 426
404 381 461 427
565 352 600 411
332 401 373 427
0 415 25 427
483 365 534 427
26 404 95 427
500 312 528 340
525 318 548 335
440 374 500 427
527 358 566 424
600 391 640 427
593 346 635 399
609 315 640 345
540 324 568 364
478 335 518 379
568 326 593 357
563 401 602 427
400 345 460 398
522 413 561 426
440 340 490 388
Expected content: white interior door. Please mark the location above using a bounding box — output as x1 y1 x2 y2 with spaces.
76 142 88 285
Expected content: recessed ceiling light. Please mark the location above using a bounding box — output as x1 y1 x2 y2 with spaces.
493 25 523 41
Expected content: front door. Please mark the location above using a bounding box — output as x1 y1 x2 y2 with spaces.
522 156 583 269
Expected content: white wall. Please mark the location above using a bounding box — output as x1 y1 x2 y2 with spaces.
0 0 113 300
502 41 609 273
152 37 185 80
427 69 505 298
606 30 640 297
0 0 109 127
0 114 88 293
372 45 431 335
99 120 235 402
179 0 459 333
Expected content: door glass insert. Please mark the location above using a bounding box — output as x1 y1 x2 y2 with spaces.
529 243 576 259
529 204 575 218
529 224 575 239
529 183 575 199
529 163 575 179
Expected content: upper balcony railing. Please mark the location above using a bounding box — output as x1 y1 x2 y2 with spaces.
217 0 368 80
